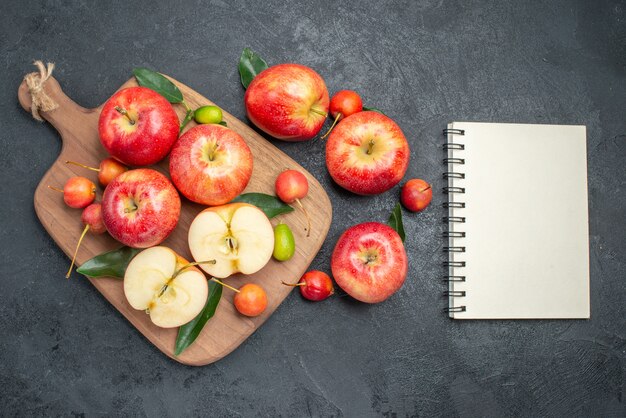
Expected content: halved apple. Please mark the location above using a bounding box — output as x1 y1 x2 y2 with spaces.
124 246 208 328
188 203 274 279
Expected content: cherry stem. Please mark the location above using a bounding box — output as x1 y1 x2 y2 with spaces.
321 113 341 139
281 280 305 287
295 198 311 237
210 278 240 293
48 185 63 193
66 160 99 172
66 224 90 279
310 107 327 117
172 260 216 280
114 106 136 125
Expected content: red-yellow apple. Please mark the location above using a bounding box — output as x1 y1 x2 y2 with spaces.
102 168 181 248
331 222 408 303
188 203 274 279
169 124 253 206
244 63 329 141
325 111 410 195
124 246 208 328
98 86 180 166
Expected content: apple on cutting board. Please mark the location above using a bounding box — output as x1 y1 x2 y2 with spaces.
169 124 253 206
188 203 274 279
102 168 181 248
98 86 180 166
124 246 208 328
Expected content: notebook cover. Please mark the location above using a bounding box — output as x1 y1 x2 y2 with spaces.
446 122 590 319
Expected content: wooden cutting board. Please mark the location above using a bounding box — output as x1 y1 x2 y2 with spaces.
18 73 332 366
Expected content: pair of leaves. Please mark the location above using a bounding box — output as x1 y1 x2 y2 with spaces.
388 203 405 242
239 47 268 89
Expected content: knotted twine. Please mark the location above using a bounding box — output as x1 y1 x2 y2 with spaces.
23 60 58 121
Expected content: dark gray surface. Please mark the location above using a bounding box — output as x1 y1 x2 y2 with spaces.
2 0 625 416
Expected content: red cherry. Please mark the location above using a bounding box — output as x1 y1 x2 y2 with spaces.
81 203 107 235
49 176 96 209
275 170 311 237
284 270 334 301
66 158 128 186
400 179 432 212
322 90 363 139
233 283 268 317
66 203 107 278
329 90 363 120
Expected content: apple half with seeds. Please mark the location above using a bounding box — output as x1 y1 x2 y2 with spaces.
124 246 208 328
188 203 274 279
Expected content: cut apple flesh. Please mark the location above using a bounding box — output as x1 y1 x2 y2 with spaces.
124 246 208 328
188 203 274 279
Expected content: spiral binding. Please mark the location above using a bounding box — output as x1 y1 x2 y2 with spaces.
442 128 466 314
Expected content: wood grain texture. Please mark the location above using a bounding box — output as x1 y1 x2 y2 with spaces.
17 75 332 366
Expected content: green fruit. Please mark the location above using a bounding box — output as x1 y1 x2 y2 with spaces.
194 105 223 124
273 223 295 261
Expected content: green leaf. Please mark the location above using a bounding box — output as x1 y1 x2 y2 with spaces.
218 120 228 127
238 48 268 89
133 67 184 103
231 193 294 218
76 247 142 278
388 203 405 242
180 108 194 134
363 106 386 115
175 280 222 356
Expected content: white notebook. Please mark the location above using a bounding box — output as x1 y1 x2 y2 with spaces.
444 122 590 319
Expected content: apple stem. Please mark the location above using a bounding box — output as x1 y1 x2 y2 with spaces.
172 260 217 280
114 106 136 125
157 284 169 298
420 186 432 193
310 107 327 117
281 280 305 287
366 139 375 155
210 278 240 293
182 100 192 113
320 113 341 139
66 224 90 278
48 185 63 193
66 160 99 172
124 203 138 213
295 198 311 237
206 141 219 161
